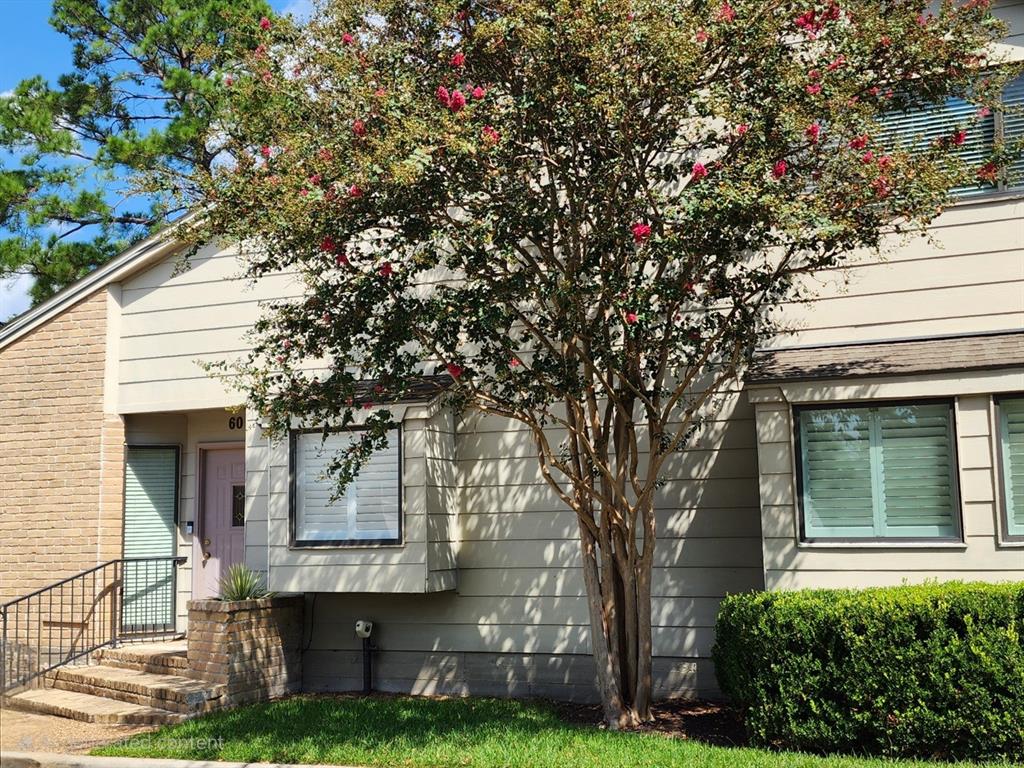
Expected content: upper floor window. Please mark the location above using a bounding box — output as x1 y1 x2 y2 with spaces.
291 428 401 547
796 401 961 542
879 74 1024 198
997 396 1024 540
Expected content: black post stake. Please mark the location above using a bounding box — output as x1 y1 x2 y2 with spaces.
362 635 372 694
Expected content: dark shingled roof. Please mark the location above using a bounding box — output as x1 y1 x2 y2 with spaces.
747 331 1024 384
352 373 455 403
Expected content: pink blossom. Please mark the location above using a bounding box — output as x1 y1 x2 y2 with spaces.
879 35 891 47
625 312 639 325
282 339 292 350
716 2 736 22
436 85 450 104
691 162 708 181
827 55 846 71
509 357 521 367
808 69 822 81
320 236 336 253
805 123 821 142
448 89 467 112
878 155 892 169
450 51 466 68
318 148 333 161
631 222 652 243
335 252 349 266
261 70 273 84
254 44 267 59
259 16 271 30
861 150 874 164
977 106 991 118
299 188 309 197
375 88 387 98
446 363 464 378
772 160 787 179
342 32 355 45
481 125 500 145
736 123 749 136
695 28 709 43
379 262 393 277
224 75 234 86
362 401 374 410
260 145 272 159
472 85 487 100
952 130 967 146
352 119 366 137
349 184 363 198
848 134 869 150
309 173 322 186
806 83 822 95
872 177 891 198
977 161 999 182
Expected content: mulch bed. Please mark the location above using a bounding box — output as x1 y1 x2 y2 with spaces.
557 699 748 746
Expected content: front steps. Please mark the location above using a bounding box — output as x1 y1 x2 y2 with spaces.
3 640 221 725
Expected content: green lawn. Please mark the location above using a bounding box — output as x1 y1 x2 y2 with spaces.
92 695 1022 768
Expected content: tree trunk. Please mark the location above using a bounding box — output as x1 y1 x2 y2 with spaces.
577 494 655 729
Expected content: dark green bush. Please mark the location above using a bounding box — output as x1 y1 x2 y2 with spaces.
713 581 1024 762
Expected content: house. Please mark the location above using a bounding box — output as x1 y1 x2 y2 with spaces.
1 5 1023 721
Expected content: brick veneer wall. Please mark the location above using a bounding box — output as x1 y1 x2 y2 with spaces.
0 290 125 603
186 596 304 706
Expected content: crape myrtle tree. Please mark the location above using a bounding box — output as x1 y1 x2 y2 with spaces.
193 0 1016 728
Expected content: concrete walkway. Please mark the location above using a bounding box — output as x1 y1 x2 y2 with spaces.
0 753 359 768
0 708 153 754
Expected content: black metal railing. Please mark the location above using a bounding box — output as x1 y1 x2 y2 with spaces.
0 556 186 693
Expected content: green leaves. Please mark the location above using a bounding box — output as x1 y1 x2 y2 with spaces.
0 0 272 311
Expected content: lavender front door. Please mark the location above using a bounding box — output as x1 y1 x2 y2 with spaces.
194 447 246 600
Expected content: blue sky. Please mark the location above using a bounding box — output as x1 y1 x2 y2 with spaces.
0 0 312 320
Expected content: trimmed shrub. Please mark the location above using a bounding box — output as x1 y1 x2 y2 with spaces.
713 581 1024 761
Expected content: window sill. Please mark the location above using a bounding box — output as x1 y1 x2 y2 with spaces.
948 188 1024 208
796 540 968 550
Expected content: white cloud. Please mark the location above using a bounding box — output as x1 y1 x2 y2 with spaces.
0 273 34 322
0 89 14 99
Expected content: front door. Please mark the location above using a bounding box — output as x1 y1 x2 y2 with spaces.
194 447 246 599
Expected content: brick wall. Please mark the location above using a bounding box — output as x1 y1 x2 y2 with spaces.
0 290 125 602
186 597 303 706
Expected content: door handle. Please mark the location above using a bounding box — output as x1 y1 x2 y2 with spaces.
202 538 211 564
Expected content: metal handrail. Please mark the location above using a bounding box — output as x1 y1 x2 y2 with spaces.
0 556 186 694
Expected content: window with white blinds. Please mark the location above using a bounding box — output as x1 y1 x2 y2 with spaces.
797 403 960 540
998 397 1024 539
291 428 401 545
878 73 1023 197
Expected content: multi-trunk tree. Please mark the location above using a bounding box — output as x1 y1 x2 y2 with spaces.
191 0 1018 728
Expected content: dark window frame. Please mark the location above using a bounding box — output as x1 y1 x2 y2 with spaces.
994 392 1024 543
288 426 404 549
792 398 964 545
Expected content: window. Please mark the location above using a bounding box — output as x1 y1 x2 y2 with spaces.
291 428 401 546
796 402 960 541
879 73 1024 198
997 396 1024 539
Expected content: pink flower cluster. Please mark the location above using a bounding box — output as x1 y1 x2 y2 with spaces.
631 222 652 243
436 82 486 112
794 2 840 37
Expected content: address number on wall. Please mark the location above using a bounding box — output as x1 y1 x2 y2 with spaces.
228 416 244 430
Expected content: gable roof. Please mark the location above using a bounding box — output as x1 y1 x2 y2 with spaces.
747 330 1024 384
0 215 193 351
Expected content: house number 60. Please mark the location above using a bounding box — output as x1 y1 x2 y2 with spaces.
228 416 244 430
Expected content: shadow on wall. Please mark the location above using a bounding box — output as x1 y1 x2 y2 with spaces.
300 391 765 702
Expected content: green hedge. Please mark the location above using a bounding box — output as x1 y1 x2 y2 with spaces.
713 581 1024 761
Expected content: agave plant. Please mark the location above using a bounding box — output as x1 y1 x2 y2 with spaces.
217 564 273 601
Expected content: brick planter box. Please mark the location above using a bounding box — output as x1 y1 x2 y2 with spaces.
186 595 303 707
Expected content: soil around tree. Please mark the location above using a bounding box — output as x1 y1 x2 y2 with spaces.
556 698 747 746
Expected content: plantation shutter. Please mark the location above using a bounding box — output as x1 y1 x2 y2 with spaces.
1000 398 1024 537
294 428 401 543
877 405 957 537
1003 75 1024 191
123 447 178 628
800 409 876 538
878 96 996 198
799 404 957 540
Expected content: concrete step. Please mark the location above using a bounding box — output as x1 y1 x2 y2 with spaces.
95 641 189 675
5 687 185 725
48 665 224 715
